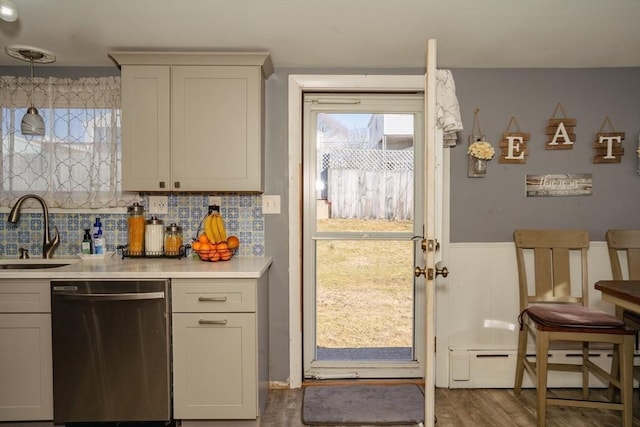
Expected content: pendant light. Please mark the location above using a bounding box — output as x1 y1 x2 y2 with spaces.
0 0 18 22
5 45 56 137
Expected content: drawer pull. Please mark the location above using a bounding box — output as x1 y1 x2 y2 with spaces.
198 296 227 302
198 319 228 325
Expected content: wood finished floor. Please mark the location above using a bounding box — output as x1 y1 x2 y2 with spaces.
260 387 640 426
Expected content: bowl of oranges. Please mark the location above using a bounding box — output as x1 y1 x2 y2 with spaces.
191 234 240 262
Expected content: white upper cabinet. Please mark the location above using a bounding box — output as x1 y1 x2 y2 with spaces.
111 52 273 192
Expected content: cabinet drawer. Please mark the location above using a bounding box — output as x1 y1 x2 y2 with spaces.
0 281 51 313
172 279 256 313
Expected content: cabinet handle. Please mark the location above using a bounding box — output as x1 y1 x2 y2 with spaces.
159 181 165 188
198 319 228 325
174 181 180 189
198 296 227 302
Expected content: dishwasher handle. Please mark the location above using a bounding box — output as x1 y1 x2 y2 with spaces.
52 291 165 301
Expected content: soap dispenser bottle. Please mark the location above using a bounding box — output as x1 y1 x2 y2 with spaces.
93 218 105 255
81 229 93 254
94 229 105 254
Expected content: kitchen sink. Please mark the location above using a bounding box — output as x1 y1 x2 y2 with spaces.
0 258 80 270
0 263 72 269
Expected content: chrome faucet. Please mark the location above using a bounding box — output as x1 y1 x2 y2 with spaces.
8 194 60 259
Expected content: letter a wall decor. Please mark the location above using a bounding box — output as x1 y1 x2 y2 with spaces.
546 103 576 150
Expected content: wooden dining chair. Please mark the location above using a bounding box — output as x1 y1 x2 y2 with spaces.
606 229 640 396
607 229 640 282
513 229 634 427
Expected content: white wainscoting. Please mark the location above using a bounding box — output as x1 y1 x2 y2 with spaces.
435 241 635 389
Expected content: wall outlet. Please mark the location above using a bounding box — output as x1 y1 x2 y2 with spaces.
208 196 222 207
149 195 168 214
262 195 281 214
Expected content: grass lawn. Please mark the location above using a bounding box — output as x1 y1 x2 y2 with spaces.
315 218 415 349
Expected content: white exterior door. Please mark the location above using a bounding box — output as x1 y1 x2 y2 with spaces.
302 93 426 379
287 71 443 395
421 38 441 427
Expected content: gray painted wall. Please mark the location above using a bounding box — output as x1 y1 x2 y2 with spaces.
450 68 640 243
2 64 638 384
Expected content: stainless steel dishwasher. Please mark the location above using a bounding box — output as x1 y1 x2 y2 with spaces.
51 280 171 424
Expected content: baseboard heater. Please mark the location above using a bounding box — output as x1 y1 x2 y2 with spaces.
449 348 640 389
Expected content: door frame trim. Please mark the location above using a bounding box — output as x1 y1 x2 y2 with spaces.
288 75 425 388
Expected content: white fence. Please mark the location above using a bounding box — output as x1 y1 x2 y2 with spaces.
320 148 413 220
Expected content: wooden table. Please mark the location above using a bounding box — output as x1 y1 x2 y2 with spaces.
595 280 640 314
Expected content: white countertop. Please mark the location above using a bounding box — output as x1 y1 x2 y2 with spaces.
0 255 272 279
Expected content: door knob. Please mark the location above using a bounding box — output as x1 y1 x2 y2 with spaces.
415 265 449 279
436 266 449 278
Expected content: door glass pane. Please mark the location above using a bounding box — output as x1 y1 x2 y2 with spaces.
315 239 414 360
313 111 416 362
316 113 414 232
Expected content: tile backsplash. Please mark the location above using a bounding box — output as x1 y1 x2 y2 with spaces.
0 194 264 258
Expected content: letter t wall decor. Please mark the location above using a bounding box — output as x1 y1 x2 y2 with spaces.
593 116 625 164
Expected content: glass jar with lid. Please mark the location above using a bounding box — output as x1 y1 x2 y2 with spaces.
127 202 145 256
145 216 164 256
164 223 183 257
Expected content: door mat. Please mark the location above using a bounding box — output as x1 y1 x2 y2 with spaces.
301 383 424 425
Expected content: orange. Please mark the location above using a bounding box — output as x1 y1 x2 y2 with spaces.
198 234 209 244
217 242 228 251
211 251 221 262
226 235 240 250
192 241 202 251
200 242 212 252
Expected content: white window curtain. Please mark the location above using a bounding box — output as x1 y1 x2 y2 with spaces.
0 75 138 209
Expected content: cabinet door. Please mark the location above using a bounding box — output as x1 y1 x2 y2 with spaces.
171 66 264 192
0 314 53 421
172 313 257 419
121 65 172 191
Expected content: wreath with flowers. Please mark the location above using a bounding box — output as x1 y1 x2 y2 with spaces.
467 140 495 160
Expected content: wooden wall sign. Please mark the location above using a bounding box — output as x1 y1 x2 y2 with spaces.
526 173 592 197
546 103 576 150
593 117 625 164
498 117 529 164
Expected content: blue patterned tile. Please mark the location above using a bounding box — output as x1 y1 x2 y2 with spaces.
0 193 265 257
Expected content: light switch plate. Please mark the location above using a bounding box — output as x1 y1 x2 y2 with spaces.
262 195 281 214
149 195 168 214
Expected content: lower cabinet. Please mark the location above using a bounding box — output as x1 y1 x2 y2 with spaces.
171 277 269 422
0 280 53 421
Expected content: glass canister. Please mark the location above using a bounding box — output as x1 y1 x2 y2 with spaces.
145 216 164 256
164 223 183 257
127 202 145 256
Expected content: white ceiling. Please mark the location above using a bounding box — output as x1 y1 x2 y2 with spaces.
1 0 639 69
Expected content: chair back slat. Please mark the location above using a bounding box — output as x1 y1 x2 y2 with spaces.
533 247 553 296
514 229 590 311
630 249 640 279
551 247 571 297
606 229 640 280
